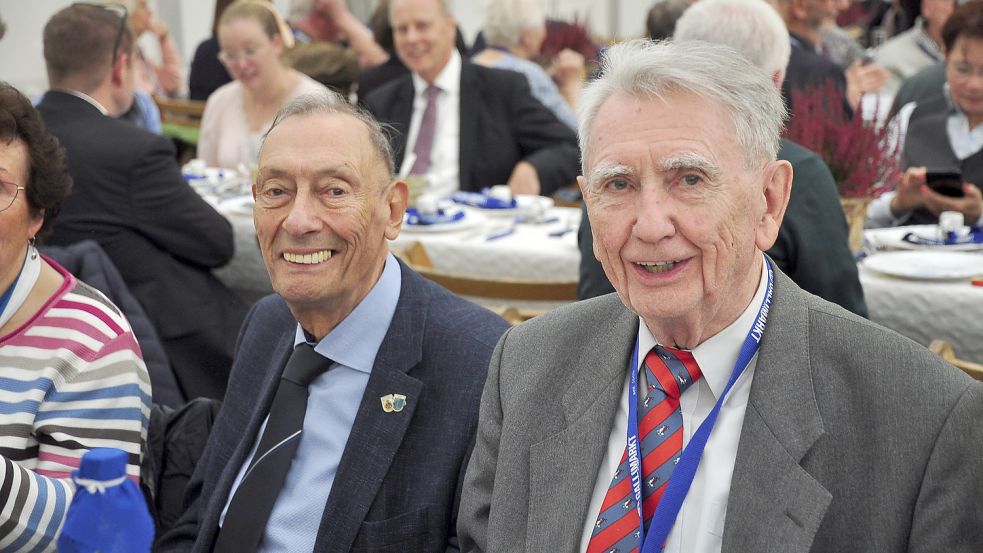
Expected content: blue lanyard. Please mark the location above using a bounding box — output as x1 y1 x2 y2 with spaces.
626 257 774 552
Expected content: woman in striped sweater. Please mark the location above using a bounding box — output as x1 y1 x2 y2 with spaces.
0 82 151 552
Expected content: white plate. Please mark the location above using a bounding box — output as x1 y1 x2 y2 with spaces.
863 251 983 280
466 195 555 218
401 209 485 233
864 225 983 252
218 195 255 215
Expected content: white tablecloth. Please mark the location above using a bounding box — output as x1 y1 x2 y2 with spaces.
860 226 983 363
389 206 581 280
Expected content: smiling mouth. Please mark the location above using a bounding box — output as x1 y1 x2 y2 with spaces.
636 261 680 273
283 250 332 265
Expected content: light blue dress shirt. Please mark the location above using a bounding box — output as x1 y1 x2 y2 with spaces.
219 254 402 552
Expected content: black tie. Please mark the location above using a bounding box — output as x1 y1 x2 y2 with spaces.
213 343 331 552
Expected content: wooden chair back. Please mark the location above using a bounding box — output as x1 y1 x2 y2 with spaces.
398 242 578 322
929 339 983 381
153 96 206 128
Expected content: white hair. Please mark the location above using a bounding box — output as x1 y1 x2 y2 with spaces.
482 0 546 48
673 0 791 78
263 89 396 180
577 39 787 173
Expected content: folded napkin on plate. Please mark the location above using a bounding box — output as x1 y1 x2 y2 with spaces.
405 207 466 225
450 190 517 209
902 227 983 246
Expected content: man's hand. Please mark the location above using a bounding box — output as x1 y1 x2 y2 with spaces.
923 183 983 224
845 59 889 110
507 161 541 196
549 49 586 108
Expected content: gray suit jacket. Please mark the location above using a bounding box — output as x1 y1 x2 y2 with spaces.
458 263 983 552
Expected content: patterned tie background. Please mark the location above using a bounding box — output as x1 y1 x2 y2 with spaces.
586 345 703 553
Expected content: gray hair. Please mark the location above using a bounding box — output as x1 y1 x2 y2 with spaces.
674 0 791 78
482 0 545 48
577 39 787 173
262 89 396 181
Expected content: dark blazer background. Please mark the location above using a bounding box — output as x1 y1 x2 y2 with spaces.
158 261 510 552
363 61 581 196
37 91 247 401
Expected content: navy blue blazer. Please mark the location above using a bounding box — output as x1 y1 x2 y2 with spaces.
363 61 581 196
158 260 509 552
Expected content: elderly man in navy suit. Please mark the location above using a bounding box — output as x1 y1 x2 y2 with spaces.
159 89 509 552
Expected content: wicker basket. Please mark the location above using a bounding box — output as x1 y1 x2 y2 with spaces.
840 197 871 253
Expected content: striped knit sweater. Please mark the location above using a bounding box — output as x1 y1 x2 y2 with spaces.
0 260 151 553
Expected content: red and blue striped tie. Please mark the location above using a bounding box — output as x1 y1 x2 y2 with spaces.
586 345 702 553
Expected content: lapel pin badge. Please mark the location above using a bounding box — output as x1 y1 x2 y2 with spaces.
380 393 407 413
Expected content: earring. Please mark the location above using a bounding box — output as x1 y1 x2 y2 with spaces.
28 237 37 260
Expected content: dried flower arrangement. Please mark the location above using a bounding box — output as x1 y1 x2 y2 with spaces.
784 80 901 199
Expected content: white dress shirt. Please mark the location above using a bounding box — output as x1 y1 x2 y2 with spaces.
399 50 462 199
579 260 769 553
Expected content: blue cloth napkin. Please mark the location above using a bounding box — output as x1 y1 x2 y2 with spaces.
405 207 466 226
450 190 518 209
901 227 983 246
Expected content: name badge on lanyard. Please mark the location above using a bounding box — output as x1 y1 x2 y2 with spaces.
626 255 774 553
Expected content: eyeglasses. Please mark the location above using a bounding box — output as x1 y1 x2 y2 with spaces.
217 44 266 66
73 3 129 64
0 181 25 213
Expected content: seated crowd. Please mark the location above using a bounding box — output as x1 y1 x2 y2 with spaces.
0 0 981 551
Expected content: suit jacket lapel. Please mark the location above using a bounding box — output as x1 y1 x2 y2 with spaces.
526 300 638 552
391 79 415 169
722 267 830 553
204 327 294 533
458 62 479 191
312 276 427 553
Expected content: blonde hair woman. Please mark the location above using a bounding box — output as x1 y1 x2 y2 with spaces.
198 0 327 171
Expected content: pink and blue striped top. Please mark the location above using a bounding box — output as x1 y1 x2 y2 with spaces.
0 258 150 552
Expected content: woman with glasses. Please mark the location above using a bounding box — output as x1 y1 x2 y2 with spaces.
868 0 983 227
0 82 150 551
198 0 327 172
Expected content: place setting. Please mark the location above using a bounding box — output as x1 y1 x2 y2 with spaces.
862 212 983 282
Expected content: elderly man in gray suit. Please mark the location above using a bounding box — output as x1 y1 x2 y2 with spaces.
458 39 983 553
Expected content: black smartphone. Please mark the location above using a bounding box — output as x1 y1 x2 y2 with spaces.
925 169 964 198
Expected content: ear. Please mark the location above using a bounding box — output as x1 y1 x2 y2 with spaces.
790 0 808 20
754 159 792 252
28 210 44 242
110 52 128 86
272 33 285 56
772 69 785 91
384 179 409 240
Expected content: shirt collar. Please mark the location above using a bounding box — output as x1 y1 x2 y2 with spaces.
912 17 944 61
51 88 110 115
638 257 769 399
293 253 402 374
411 49 462 97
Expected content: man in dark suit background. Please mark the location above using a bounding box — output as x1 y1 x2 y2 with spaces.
37 4 247 402
363 0 580 198
579 0 868 318
158 90 509 552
